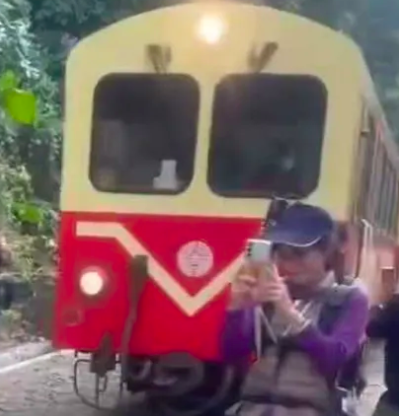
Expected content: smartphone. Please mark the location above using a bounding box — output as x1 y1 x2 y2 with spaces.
246 239 272 263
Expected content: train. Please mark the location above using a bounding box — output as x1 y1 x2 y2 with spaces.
52 1 399 413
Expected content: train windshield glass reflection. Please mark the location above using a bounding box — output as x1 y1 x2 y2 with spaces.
208 74 327 199
89 74 199 195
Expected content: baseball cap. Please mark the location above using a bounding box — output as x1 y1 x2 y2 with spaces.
263 203 334 247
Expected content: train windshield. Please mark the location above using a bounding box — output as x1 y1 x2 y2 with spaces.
208 74 327 199
89 74 199 194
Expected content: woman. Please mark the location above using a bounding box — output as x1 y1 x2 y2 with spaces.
222 203 369 416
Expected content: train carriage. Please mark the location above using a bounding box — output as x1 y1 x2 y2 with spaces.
53 1 399 412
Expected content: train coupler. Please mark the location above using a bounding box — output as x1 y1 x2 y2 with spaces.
90 333 117 377
72 334 123 411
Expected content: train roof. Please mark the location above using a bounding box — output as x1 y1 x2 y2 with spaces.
69 2 366 72
67 2 399 166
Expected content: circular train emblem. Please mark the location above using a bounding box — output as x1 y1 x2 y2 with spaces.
177 241 214 278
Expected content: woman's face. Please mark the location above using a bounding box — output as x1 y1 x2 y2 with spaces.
273 244 327 287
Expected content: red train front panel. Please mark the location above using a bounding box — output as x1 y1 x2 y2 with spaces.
53 212 260 362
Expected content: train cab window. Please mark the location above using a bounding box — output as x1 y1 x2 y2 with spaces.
207 74 327 198
89 74 199 194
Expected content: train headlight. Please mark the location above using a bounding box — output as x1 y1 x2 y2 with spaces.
79 268 105 296
197 15 226 44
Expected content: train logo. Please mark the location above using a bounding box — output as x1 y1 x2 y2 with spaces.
177 241 214 278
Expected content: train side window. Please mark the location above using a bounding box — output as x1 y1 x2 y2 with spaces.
370 140 383 223
89 74 199 194
376 149 389 228
389 170 398 235
384 164 391 231
392 179 399 236
207 74 327 199
358 115 375 219
386 164 395 232
391 169 398 234
385 160 393 231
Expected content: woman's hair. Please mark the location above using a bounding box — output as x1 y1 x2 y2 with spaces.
323 223 347 280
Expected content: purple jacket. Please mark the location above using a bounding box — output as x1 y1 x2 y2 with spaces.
221 287 369 379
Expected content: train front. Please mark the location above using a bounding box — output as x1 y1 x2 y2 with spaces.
52 1 348 412
53 3 268 409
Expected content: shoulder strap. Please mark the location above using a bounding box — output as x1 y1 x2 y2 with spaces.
254 306 277 359
318 284 357 334
255 284 357 356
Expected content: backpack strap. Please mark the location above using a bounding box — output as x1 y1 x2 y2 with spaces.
255 285 357 354
254 305 277 360
318 284 357 335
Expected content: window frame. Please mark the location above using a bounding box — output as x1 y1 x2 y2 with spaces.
357 115 375 219
88 73 200 196
376 148 389 227
384 163 394 233
391 178 399 236
363 113 399 237
369 133 383 222
206 73 328 200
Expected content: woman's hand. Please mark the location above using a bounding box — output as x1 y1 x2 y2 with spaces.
256 266 309 331
229 261 294 314
229 262 301 325
256 266 295 316
228 262 258 310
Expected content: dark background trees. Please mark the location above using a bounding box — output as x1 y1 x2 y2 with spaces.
27 0 399 145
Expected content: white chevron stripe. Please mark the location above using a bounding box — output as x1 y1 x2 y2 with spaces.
76 222 243 316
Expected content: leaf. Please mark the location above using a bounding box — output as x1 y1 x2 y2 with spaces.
3 88 36 125
0 70 18 93
13 202 44 225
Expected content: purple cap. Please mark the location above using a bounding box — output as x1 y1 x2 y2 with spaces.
263 203 334 247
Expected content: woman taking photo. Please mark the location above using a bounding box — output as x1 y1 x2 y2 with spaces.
222 203 369 416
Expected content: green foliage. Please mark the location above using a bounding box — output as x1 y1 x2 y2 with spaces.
0 160 57 277
26 0 399 142
0 0 59 279
0 0 61 167
0 70 36 125
360 1 399 141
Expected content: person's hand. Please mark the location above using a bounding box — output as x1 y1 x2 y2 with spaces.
228 262 258 310
257 266 295 315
